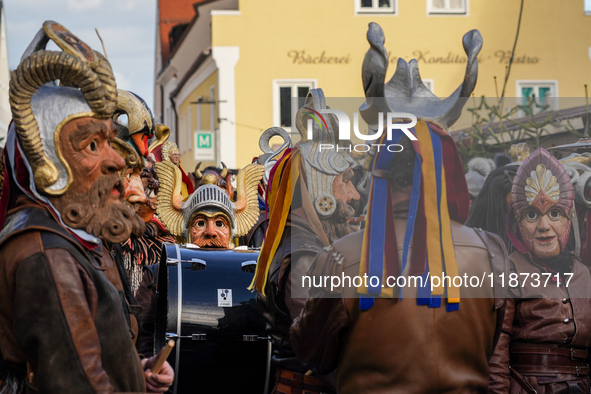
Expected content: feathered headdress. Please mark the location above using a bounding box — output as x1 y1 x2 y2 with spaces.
510 148 574 254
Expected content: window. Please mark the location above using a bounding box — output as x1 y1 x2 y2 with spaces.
516 80 558 116
586 0 591 15
355 0 396 15
427 0 467 15
273 80 317 133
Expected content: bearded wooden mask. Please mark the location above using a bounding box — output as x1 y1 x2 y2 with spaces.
10 21 117 195
8 21 145 243
512 148 574 257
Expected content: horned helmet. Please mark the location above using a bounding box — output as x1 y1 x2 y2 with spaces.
9 21 118 196
154 159 264 244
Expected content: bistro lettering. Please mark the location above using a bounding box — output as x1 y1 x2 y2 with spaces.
494 50 539 64
287 50 351 65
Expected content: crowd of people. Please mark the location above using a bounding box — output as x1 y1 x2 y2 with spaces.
0 20 590 394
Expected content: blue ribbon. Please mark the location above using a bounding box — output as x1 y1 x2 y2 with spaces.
366 131 403 295
428 125 444 309
359 296 375 311
429 124 459 312
399 152 422 300
417 268 431 305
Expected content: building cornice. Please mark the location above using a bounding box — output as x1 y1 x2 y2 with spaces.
171 49 214 102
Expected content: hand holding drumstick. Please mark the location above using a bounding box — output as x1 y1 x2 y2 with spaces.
141 340 175 393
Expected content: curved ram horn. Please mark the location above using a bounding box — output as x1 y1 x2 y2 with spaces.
220 162 228 179
148 124 170 153
194 162 203 180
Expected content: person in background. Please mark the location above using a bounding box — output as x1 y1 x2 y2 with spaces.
250 89 360 394
466 163 520 238
489 148 591 394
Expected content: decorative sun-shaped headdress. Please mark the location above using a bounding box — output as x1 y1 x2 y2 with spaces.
512 148 574 219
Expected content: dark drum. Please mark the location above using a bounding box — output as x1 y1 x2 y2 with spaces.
155 243 270 394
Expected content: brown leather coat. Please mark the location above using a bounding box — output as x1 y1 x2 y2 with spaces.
257 213 326 374
0 202 146 393
291 218 509 394
488 251 591 394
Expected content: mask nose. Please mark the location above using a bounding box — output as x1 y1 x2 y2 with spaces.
102 145 126 173
125 173 147 204
347 182 361 203
537 215 552 232
204 220 218 238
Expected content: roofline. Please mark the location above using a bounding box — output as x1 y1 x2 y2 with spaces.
170 48 212 99
166 0 219 62
451 104 589 141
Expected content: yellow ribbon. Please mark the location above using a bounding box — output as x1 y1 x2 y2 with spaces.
249 152 300 295
414 122 444 296
440 166 460 303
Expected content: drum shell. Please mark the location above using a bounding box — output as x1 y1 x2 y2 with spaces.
155 244 268 394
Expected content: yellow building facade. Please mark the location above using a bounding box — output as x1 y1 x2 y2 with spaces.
155 0 591 170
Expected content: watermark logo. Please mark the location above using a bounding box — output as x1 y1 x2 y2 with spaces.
303 107 417 152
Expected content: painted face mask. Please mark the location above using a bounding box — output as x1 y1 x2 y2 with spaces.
189 211 231 248
3 21 144 244
512 148 574 258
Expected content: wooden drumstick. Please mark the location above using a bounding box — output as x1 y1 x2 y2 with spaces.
151 340 175 374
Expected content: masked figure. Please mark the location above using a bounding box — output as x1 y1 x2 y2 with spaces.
0 21 172 393
191 161 235 198
557 152 591 264
249 88 361 394
126 157 178 357
113 90 155 159
109 90 174 292
238 127 292 248
110 90 152 211
155 158 263 247
290 24 510 394
161 141 194 200
111 90 170 210
183 184 236 248
110 99 176 356
489 148 591 394
466 163 520 238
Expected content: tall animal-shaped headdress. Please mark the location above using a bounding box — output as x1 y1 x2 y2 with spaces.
358 23 481 311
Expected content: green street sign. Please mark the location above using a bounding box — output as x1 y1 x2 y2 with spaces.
194 131 215 161
197 133 212 149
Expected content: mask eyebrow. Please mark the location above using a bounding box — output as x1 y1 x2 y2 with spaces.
69 119 114 150
342 168 354 182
